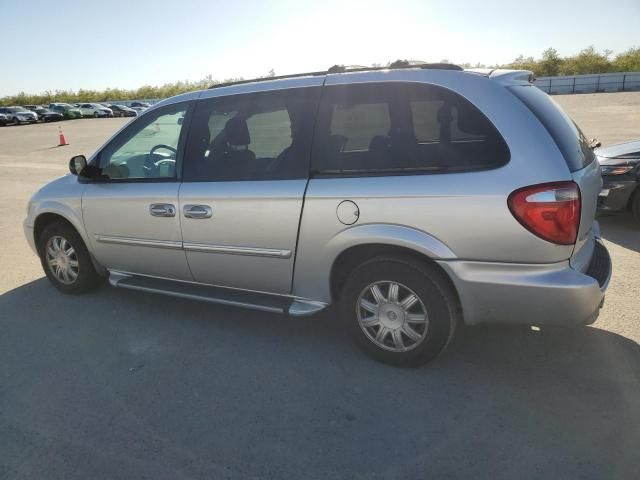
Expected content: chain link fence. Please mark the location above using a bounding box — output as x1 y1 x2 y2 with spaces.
535 72 640 95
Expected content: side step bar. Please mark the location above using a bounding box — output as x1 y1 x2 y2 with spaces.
108 271 327 316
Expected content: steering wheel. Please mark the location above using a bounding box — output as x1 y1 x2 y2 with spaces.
143 144 178 176
150 144 177 160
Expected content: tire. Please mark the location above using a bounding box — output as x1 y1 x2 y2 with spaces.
632 190 640 224
340 255 459 367
13 117 20 125
38 221 100 294
93 112 99 118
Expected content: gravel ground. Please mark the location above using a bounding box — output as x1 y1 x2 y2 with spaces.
0 92 639 479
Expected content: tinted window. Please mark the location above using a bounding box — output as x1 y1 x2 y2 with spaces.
509 85 594 172
312 83 509 174
330 102 390 151
183 87 321 181
98 103 189 180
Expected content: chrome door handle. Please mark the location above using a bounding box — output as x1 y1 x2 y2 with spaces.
149 203 176 217
183 204 212 219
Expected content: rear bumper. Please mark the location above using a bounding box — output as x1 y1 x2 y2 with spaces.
438 239 611 327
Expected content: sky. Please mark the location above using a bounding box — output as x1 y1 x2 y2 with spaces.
0 0 638 97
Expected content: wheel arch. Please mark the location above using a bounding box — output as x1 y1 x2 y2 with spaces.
34 212 82 253
319 224 457 301
329 243 460 306
626 183 640 210
32 208 105 275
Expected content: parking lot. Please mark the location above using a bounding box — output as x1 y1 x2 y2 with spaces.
1 93 639 479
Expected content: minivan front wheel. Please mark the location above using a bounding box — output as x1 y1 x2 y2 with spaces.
38 221 100 294
340 256 458 367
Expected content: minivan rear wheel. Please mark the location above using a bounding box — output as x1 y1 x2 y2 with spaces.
38 221 100 294
340 256 459 367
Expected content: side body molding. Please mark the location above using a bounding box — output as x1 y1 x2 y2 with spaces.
292 223 456 302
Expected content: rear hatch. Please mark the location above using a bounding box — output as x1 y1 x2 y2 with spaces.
509 85 601 271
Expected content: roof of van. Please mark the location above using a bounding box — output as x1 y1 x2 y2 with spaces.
208 62 464 90
206 64 535 91
151 64 535 110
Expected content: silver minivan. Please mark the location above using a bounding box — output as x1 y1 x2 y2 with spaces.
24 64 612 366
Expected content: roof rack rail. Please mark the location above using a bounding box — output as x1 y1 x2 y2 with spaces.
210 70 327 89
208 61 463 89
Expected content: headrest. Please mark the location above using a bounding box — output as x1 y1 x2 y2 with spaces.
225 116 251 146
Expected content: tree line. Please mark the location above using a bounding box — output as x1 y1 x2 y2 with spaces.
496 46 640 77
1 47 638 107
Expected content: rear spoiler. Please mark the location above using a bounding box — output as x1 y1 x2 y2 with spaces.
489 69 535 85
465 68 535 85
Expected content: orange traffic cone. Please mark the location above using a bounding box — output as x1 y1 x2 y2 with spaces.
58 126 68 146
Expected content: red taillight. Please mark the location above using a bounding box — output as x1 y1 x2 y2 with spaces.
508 182 581 245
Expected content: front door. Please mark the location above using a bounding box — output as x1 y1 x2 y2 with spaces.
179 86 321 294
82 101 193 280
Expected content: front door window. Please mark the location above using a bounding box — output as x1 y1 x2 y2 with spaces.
99 104 188 180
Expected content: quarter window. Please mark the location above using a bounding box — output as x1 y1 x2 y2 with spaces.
330 102 390 152
312 83 509 174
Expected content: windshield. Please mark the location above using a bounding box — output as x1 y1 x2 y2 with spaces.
8 107 28 112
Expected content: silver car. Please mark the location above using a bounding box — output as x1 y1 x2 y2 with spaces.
0 106 38 124
24 64 612 366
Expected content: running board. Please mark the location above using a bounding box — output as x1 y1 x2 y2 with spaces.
108 272 326 316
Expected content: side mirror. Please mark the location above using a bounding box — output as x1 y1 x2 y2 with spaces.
69 155 87 175
177 116 184 125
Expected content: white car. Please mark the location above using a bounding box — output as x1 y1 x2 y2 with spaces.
78 103 113 118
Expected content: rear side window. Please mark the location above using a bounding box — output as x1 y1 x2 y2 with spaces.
183 87 321 181
509 86 594 172
312 83 509 175
330 102 391 151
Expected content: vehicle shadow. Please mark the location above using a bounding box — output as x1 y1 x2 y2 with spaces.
598 212 640 253
1 279 639 479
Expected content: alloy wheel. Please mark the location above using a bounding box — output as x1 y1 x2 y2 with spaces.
356 281 429 352
45 235 79 285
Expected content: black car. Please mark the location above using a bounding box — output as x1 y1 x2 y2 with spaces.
34 107 64 122
109 104 137 117
596 140 640 223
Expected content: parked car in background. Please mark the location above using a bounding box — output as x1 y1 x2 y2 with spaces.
23 105 39 112
49 103 83 119
24 65 611 366
596 139 640 223
0 106 38 124
109 104 137 117
33 107 64 122
78 103 113 118
0 113 8 126
129 101 150 113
